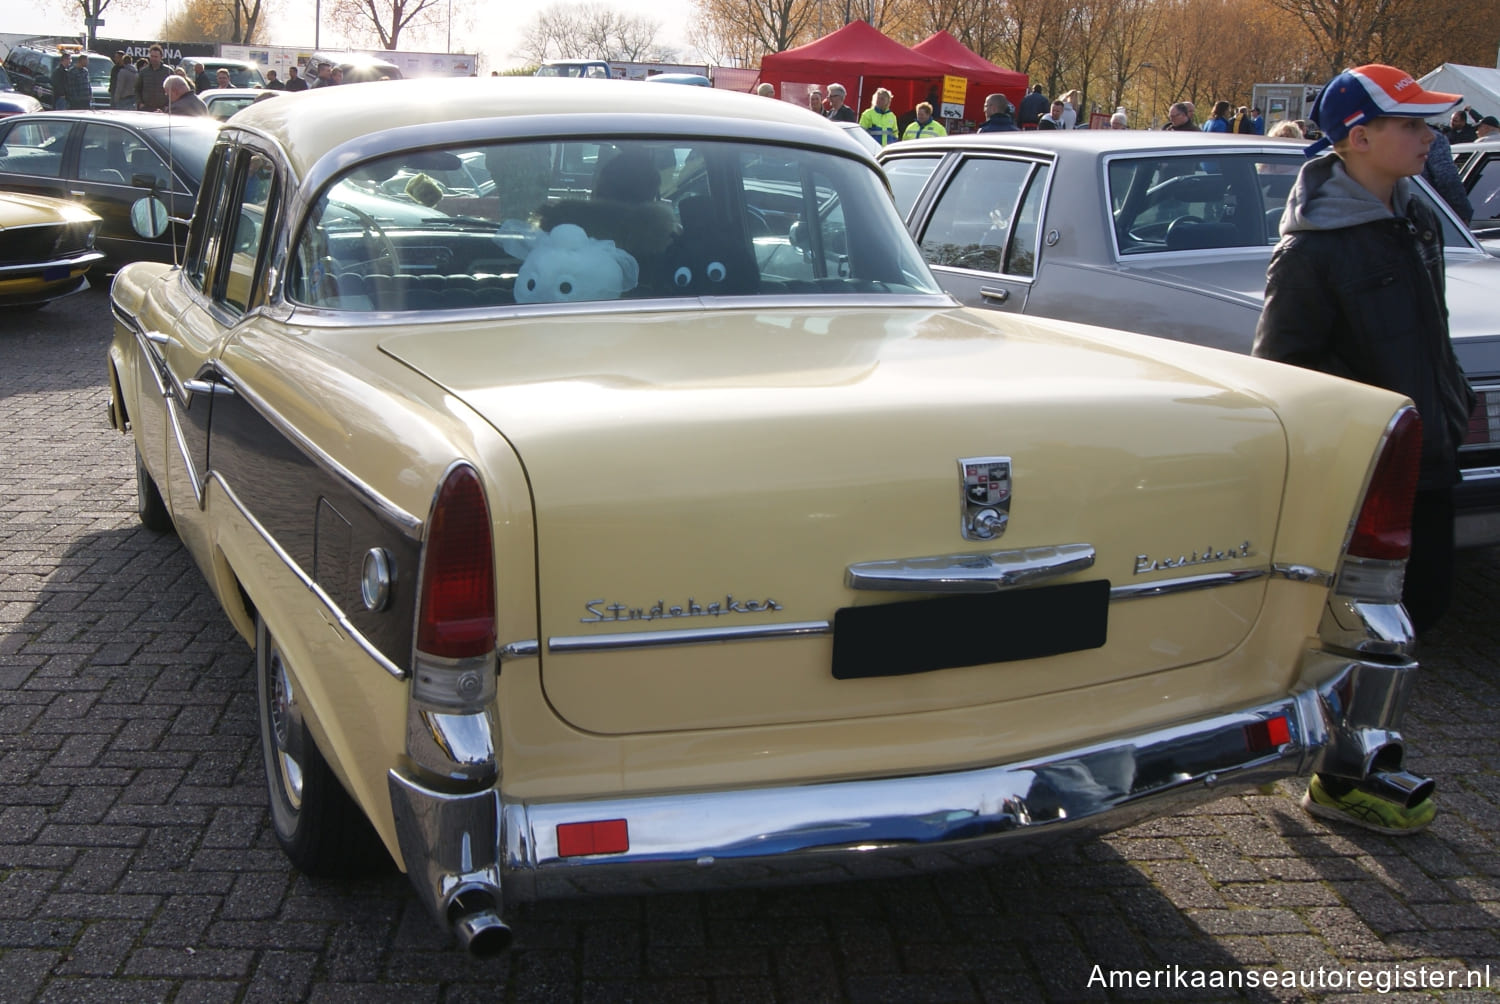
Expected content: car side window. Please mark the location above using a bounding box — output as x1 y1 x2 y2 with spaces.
1111 155 1268 254
183 144 236 295
1468 155 1500 226
0 120 71 178
218 153 278 315
883 155 943 218
77 123 131 185
1005 163 1050 277
919 157 1035 274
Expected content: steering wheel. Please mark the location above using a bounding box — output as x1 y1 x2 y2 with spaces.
330 200 399 275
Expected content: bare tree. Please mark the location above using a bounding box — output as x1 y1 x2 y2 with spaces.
1263 0 1397 76
328 0 445 51
57 0 149 49
689 0 819 61
519 3 673 63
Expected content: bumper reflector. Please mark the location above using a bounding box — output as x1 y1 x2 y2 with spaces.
556 819 629 858
1244 715 1291 752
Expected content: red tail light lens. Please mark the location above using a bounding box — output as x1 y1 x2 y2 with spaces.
1347 409 1421 561
1465 389 1496 446
417 465 496 658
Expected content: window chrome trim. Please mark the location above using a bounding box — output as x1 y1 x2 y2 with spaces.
288 292 951 327
211 471 407 679
548 620 831 653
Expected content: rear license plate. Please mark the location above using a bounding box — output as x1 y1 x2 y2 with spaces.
42 265 72 281
832 579 1109 679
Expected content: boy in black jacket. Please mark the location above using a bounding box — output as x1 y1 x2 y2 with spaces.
1254 64 1475 835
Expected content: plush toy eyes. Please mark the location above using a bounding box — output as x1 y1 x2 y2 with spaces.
525 278 537 292
706 261 726 283
673 266 692 287
559 281 572 295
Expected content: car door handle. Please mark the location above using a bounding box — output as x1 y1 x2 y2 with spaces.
979 287 1010 304
145 331 173 346
183 378 235 398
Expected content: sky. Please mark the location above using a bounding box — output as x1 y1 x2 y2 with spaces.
9 0 701 73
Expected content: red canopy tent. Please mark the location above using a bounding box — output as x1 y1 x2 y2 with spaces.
911 31 1028 126
758 21 951 123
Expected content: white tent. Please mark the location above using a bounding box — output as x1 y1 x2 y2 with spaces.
1418 63 1500 121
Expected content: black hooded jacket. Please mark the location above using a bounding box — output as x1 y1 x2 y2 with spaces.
1253 152 1474 490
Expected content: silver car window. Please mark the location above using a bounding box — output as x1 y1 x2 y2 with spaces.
917 156 1034 274
1464 154 1499 227
1110 155 1269 254
289 138 938 310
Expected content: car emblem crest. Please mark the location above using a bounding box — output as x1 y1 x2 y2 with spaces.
959 456 1010 540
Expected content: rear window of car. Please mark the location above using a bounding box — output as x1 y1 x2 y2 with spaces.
136 121 219 187
288 137 940 310
1109 154 1300 254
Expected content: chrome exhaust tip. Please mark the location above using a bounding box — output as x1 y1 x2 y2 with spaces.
1361 769 1434 810
448 891 512 957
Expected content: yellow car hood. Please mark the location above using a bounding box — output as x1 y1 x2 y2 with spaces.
0 191 99 227
381 306 1287 734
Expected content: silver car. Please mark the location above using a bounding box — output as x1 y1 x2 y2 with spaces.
880 130 1500 546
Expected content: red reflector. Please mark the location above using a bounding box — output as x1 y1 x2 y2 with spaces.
417 465 496 659
1348 410 1421 561
1465 390 1495 446
1244 715 1291 752
556 819 629 858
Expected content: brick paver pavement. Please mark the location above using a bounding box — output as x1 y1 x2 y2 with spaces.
1 286 1497 1002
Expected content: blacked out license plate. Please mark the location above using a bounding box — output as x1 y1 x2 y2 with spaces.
832 579 1110 680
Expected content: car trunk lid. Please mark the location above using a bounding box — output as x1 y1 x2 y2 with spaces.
381 306 1287 735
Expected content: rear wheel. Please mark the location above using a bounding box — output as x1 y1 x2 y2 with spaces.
135 447 173 532
256 615 389 876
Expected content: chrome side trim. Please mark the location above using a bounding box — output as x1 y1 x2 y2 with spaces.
548 620 831 653
1110 567 1266 600
210 471 407 679
1271 563 1335 587
165 389 205 507
499 640 540 660
1459 465 1500 481
214 360 422 535
0 249 103 276
847 543 1094 593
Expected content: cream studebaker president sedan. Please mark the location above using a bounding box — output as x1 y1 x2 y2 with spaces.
109 79 1430 955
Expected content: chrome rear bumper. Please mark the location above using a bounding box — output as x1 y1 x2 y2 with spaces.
389 645 1417 944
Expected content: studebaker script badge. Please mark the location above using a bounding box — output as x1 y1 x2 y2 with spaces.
581 595 784 624
959 456 1011 541
1134 541 1254 575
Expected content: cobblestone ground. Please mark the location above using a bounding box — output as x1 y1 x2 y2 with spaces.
1 285 1497 1003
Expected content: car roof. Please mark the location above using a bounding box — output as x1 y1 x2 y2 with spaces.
9 109 221 130
878 129 1310 157
223 76 868 180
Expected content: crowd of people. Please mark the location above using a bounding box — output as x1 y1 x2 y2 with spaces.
67 46 346 115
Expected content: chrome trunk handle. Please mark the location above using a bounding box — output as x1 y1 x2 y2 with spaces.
846 543 1095 593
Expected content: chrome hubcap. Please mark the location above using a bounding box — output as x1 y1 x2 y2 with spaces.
268 647 304 809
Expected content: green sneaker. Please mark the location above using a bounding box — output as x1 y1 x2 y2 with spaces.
1301 775 1435 835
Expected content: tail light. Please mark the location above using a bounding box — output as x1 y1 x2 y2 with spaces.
412 464 497 719
1465 387 1497 447
417 464 496 659
1346 409 1421 561
1337 408 1420 604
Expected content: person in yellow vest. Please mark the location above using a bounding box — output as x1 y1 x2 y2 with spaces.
859 88 900 146
902 101 948 141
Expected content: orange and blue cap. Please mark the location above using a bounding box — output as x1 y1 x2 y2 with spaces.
1306 64 1461 155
